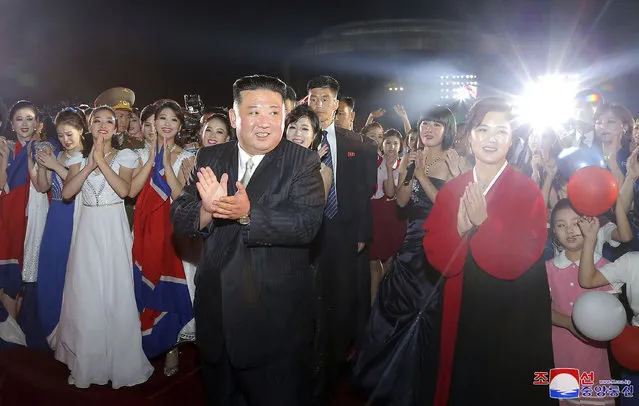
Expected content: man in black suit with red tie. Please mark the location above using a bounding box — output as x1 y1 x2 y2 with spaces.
170 75 325 406
306 76 374 400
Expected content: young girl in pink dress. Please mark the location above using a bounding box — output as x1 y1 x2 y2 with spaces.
548 198 616 405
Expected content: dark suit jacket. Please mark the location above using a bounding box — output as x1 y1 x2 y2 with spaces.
358 133 379 243
332 126 374 244
170 139 325 368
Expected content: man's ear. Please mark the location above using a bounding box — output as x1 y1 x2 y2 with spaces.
229 108 237 129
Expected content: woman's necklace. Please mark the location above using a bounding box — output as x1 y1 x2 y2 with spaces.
166 143 177 153
423 152 444 175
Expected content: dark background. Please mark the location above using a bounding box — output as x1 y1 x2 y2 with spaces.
1 0 638 128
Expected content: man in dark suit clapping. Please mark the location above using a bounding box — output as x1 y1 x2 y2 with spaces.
171 75 325 406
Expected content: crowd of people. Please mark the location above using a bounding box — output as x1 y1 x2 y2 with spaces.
1 73 639 406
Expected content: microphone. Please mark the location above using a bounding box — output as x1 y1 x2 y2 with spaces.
403 160 416 186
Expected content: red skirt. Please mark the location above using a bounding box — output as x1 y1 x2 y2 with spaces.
369 197 407 261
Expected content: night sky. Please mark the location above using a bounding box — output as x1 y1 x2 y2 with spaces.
1 0 638 114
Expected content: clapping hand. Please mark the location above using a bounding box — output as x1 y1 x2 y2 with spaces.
462 183 487 227
36 149 58 170
93 136 106 166
214 181 251 220
162 137 171 169
414 150 429 178
87 144 98 170
445 149 462 177
577 216 599 242
149 139 157 162
196 167 229 214
626 147 639 179
317 144 329 160
385 150 398 167
457 195 473 236
0 138 9 164
179 158 195 185
413 150 425 170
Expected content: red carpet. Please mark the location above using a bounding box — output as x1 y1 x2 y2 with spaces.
0 345 365 406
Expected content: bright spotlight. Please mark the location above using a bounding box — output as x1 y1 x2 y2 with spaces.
454 85 476 101
515 74 580 129
399 87 404 91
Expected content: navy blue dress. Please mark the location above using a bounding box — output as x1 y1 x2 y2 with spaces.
36 169 75 340
351 178 445 406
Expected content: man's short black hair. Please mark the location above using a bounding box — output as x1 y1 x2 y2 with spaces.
285 85 297 102
340 96 355 110
233 75 286 106
306 75 340 97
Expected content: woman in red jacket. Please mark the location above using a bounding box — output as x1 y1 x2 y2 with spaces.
423 97 555 405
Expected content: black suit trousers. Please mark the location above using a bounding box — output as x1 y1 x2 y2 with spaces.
318 216 359 371
200 344 312 406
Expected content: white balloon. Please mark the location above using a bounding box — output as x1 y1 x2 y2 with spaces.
572 291 626 341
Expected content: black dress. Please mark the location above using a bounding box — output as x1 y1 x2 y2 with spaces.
448 253 555 405
351 178 445 405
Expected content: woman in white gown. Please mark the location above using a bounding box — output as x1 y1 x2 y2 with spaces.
55 106 153 389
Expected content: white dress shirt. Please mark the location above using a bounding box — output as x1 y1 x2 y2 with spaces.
238 145 265 183
323 122 338 200
599 252 639 326
573 130 595 148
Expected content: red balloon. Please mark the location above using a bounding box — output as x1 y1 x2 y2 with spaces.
612 325 639 371
567 166 618 216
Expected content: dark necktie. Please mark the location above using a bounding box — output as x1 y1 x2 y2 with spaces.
321 130 338 219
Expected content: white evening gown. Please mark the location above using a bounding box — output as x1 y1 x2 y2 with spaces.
54 149 154 389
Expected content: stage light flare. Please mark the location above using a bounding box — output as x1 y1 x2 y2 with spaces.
515 74 580 129
454 87 469 101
